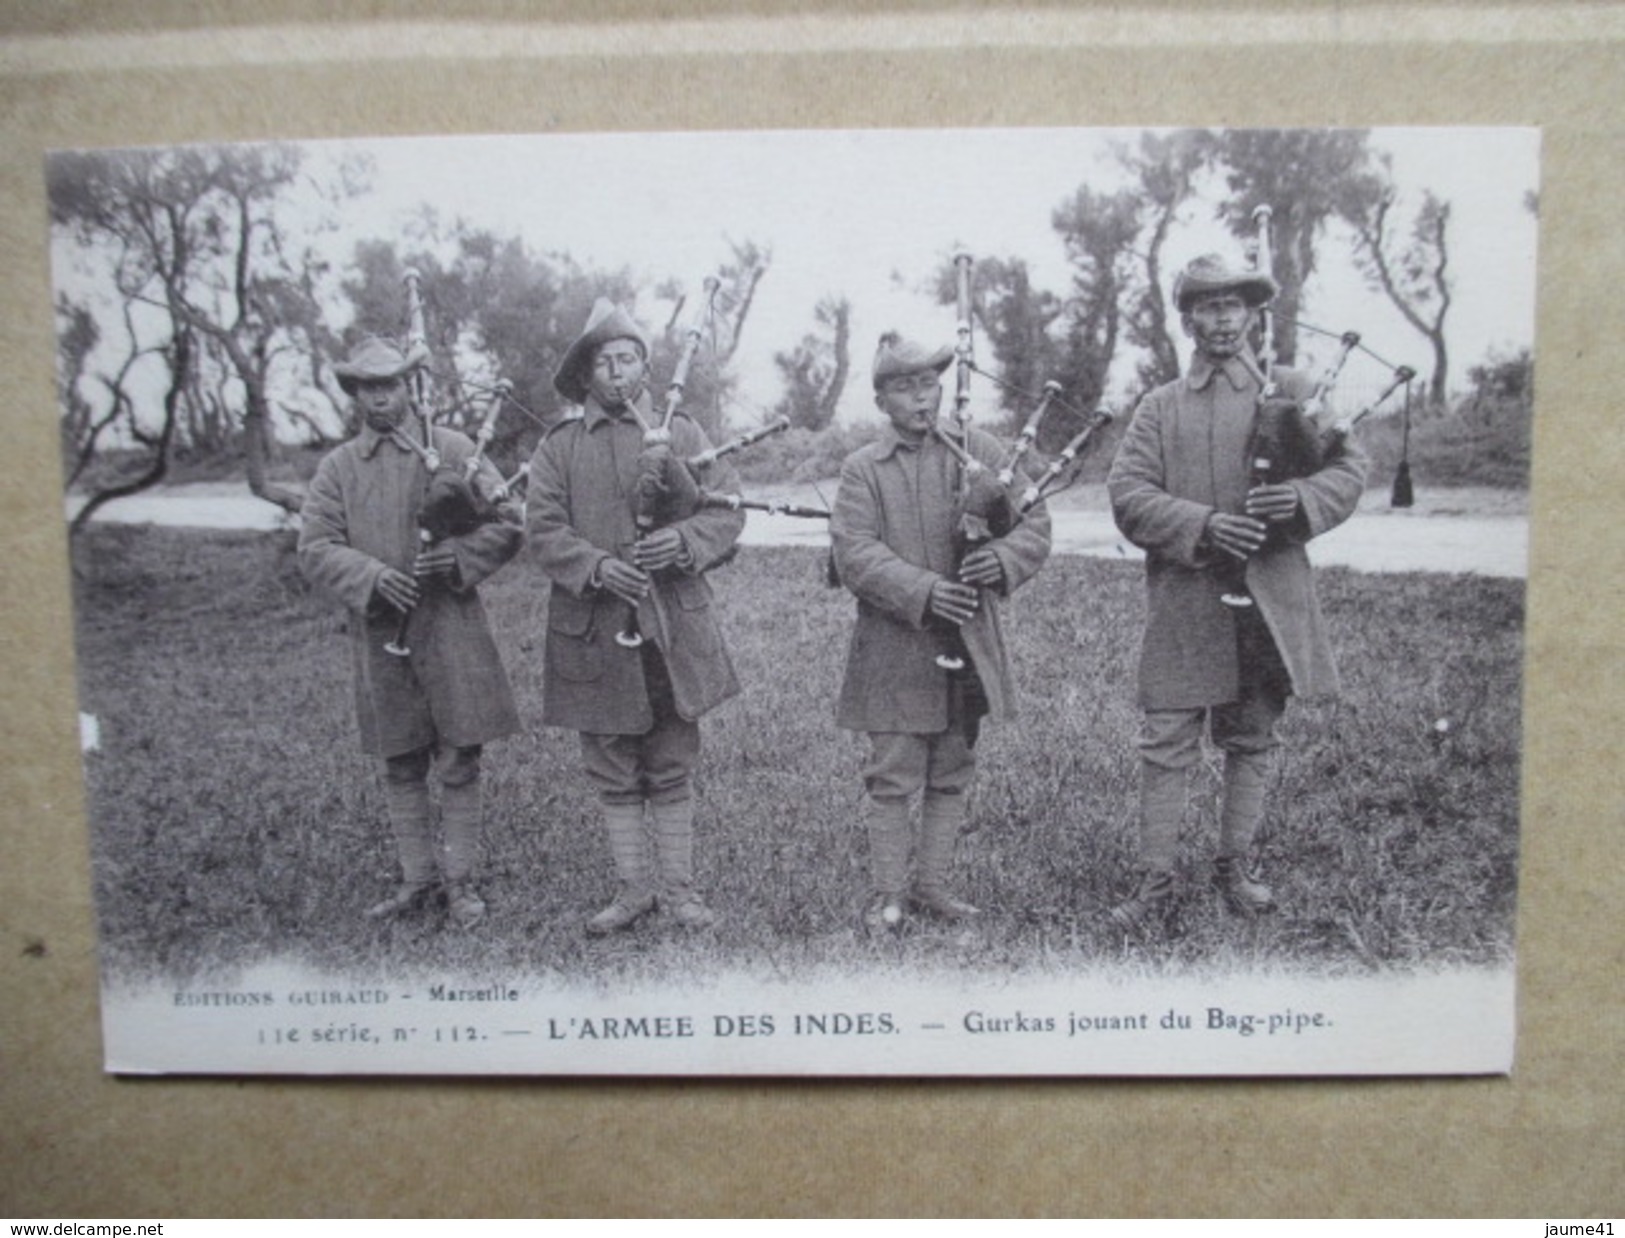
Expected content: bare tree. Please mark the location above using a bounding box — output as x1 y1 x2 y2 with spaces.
1354 182 1454 405
773 295 852 432
1117 129 1210 390
48 144 365 516
1208 129 1385 365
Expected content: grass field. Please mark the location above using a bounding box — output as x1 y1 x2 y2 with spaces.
70 524 1525 986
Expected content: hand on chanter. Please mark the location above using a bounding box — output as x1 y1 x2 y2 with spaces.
1205 512 1269 560
375 567 421 613
631 527 687 572
1245 483 1301 524
958 547 1005 590
929 578 980 626
598 558 652 606
413 545 459 581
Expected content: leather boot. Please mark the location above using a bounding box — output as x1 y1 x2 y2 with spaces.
587 802 656 935
445 882 487 928
366 881 437 920
913 790 979 920
651 799 717 929
1108 869 1176 934
864 796 911 929
1214 855 1275 915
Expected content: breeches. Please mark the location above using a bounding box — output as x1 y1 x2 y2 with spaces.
580 647 699 806
1139 608 1291 770
862 678 980 801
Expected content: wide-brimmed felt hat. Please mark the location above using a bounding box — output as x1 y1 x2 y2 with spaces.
333 337 430 396
554 298 651 404
335 337 429 395
1172 253 1279 314
872 332 954 390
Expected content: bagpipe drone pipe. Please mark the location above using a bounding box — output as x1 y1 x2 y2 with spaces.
1219 205 1419 609
924 253 1115 673
616 275 830 647
382 269 532 657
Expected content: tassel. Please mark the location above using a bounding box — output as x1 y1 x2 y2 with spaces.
1391 374 1415 508
1391 460 1414 508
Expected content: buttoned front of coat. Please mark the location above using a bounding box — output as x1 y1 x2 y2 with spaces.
526 393 745 735
298 424 523 758
832 425 1051 734
1107 355 1367 710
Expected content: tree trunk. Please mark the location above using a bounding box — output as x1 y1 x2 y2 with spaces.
241 382 304 515
70 330 187 536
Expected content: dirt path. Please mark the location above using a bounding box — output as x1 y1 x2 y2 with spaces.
69 482 1531 580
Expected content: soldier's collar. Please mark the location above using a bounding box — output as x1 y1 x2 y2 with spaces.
1187 353 1254 393
359 422 417 459
877 424 933 458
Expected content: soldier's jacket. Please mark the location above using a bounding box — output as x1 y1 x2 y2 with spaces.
832 424 1052 734
299 424 523 758
526 391 745 735
1107 354 1368 710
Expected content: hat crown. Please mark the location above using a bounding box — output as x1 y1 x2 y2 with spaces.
1173 252 1278 313
334 335 428 392
872 332 954 388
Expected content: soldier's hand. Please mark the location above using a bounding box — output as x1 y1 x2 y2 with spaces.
958 547 1005 590
375 568 421 613
598 558 651 606
929 579 980 626
632 527 686 572
413 545 459 581
1245 483 1301 523
1206 513 1269 560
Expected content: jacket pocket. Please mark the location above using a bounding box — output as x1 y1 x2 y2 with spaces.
547 589 602 683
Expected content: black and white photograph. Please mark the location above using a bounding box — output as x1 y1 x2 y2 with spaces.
48 125 1536 1076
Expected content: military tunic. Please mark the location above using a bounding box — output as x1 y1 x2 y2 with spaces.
1107 355 1367 710
832 425 1051 734
299 425 523 758
526 393 745 736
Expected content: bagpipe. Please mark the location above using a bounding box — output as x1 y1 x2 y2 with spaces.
614 277 823 648
383 269 532 657
1219 205 1419 609
925 253 1115 671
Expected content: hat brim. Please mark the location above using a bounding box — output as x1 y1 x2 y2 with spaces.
1176 273 1278 314
334 343 431 395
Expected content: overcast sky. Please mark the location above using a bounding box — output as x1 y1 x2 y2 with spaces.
311 126 1537 421
63 127 1527 434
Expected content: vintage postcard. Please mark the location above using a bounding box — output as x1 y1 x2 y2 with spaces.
48 126 1535 1076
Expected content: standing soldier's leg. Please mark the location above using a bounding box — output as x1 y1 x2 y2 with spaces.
913 720 978 920
645 716 709 928
861 734 928 928
1211 691 1286 915
581 732 656 934
438 744 487 928
370 745 438 919
1110 710 1202 932
1210 609 1291 914
640 646 713 928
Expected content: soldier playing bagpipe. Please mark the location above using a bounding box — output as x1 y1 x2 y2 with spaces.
831 333 1052 929
1104 252 1367 933
527 298 745 935
298 337 524 928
